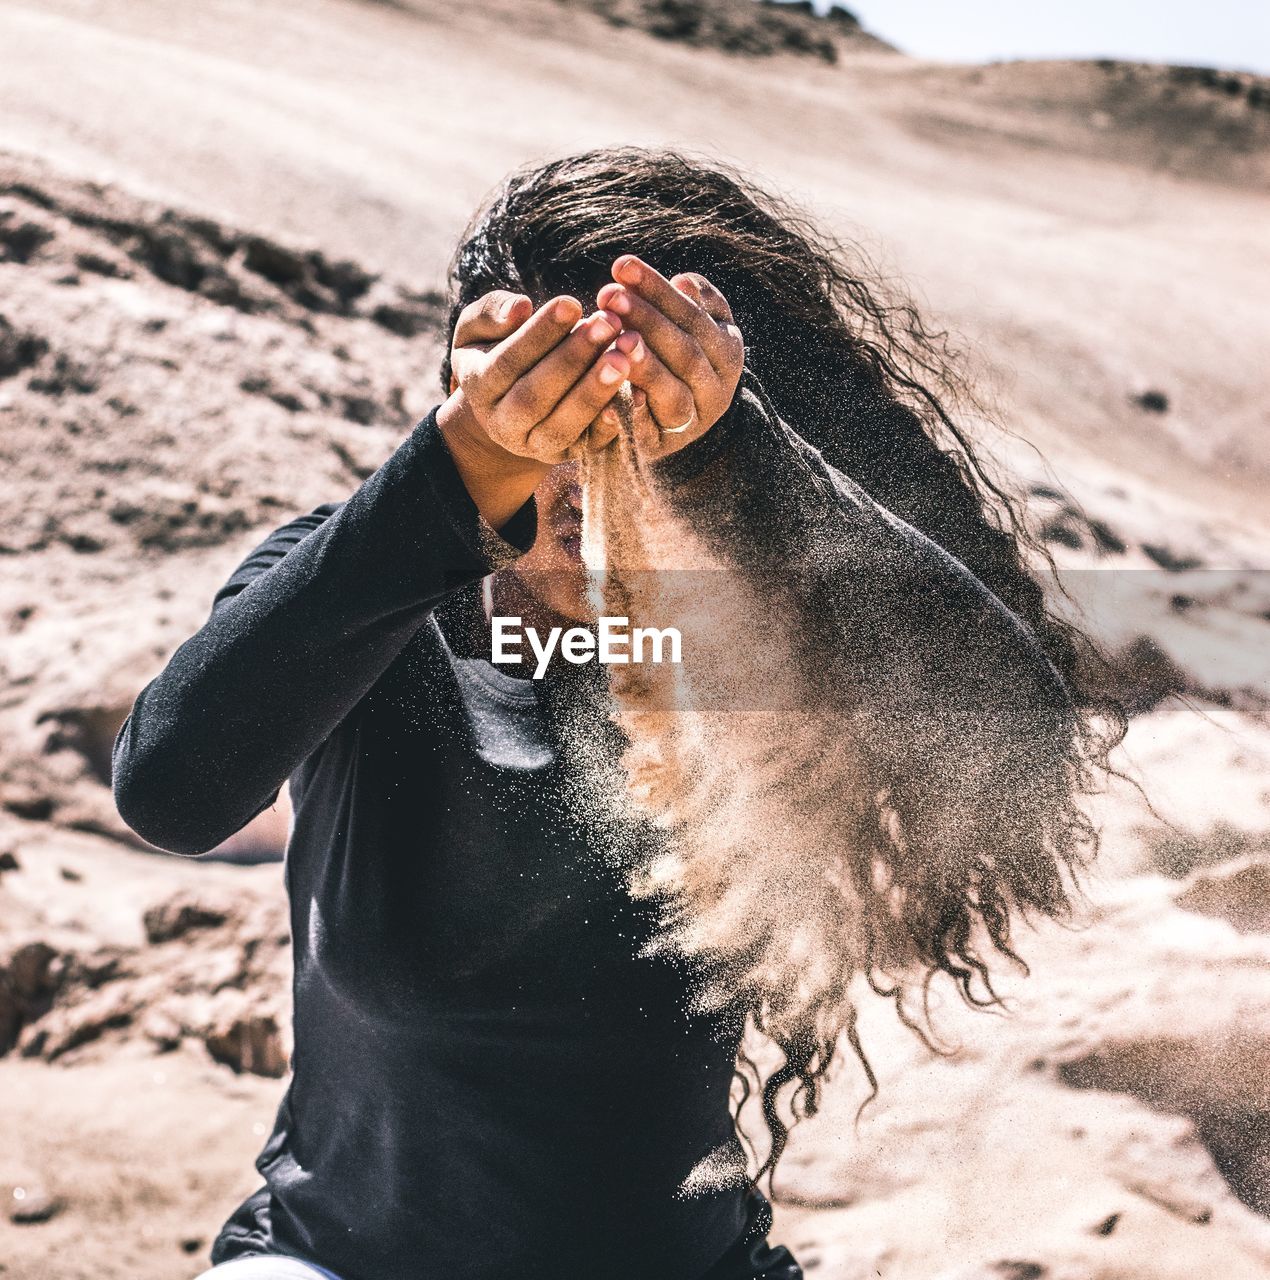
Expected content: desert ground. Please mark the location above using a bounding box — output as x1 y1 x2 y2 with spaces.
1 0 1268 1277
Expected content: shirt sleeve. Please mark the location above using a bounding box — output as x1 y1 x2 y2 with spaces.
647 366 1076 830
112 407 536 855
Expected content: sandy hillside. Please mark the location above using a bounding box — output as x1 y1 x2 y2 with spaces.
1 0 1269 1277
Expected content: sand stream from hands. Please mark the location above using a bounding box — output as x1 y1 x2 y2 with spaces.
573 381 1102 1191
577 392 881 1131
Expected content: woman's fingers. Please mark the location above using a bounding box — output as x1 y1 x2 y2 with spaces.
448 265 739 469
594 384 647 437
586 399 624 452
453 290 534 350
612 255 704 332
620 378 702 460
451 291 634 463
479 296 584 400
674 273 746 353
600 257 739 378
597 283 714 391
613 329 697 432
498 308 624 423
671 272 728 320
526 346 630 459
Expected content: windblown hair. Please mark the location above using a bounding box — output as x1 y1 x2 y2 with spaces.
442 148 1123 1191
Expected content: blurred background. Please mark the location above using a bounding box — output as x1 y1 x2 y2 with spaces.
1 1 1267 1276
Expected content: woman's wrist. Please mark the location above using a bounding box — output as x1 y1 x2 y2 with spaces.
436 390 547 532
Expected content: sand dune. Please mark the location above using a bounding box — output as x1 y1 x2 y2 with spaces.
2 0 1266 516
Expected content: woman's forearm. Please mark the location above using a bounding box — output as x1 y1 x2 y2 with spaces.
436 388 549 531
112 408 534 856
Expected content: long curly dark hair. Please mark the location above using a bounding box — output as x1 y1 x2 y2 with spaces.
441 147 1123 1191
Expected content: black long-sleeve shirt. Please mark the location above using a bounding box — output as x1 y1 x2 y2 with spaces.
112 371 1072 1280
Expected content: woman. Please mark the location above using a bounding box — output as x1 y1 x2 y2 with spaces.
112 149 1113 1280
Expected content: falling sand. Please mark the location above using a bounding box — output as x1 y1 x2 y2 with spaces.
576 384 1102 1182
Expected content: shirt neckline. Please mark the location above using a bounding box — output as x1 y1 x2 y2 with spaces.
430 612 540 705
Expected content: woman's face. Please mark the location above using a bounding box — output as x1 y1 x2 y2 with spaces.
506 461 593 622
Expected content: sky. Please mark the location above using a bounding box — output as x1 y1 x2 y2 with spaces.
810 1 1270 76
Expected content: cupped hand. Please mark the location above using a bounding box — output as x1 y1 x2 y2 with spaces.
443 290 632 464
437 290 631 526
594 256 745 462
